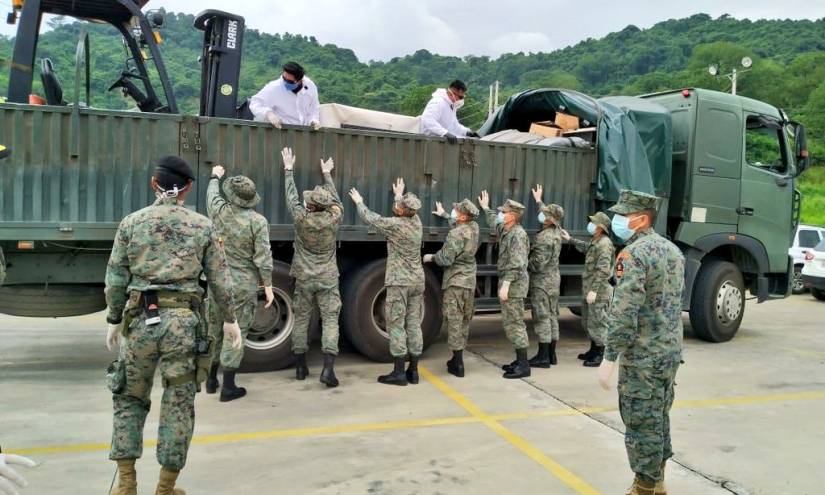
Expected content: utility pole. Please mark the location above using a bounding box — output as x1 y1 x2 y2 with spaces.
708 57 751 95
731 68 737 95
488 84 494 116
494 81 499 110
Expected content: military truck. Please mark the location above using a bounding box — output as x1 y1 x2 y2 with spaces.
0 1 809 370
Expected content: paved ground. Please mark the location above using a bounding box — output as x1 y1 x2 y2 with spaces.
1 294 824 495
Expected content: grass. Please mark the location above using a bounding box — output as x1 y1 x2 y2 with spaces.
799 166 825 226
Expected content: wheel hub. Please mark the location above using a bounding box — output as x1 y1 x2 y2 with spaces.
246 287 294 350
715 280 742 325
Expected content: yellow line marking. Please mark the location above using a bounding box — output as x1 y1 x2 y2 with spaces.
672 390 825 409
419 366 600 495
780 347 825 359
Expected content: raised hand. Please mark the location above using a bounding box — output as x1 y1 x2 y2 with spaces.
349 188 364 204
432 201 445 217
478 190 490 210
392 178 405 198
212 165 226 179
320 157 334 174
423 254 434 263
531 184 543 204
281 147 296 171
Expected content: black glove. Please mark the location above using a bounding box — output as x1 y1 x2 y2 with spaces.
466 131 480 138
444 133 458 145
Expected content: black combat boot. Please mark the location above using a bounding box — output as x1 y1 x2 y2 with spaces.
295 353 309 380
583 345 605 367
549 340 558 365
447 350 465 377
319 354 339 388
578 340 597 360
378 357 408 386
205 363 219 394
500 359 519 373
502 348 531 379
219 368 247 402
528 343 552 368
406 355 420 384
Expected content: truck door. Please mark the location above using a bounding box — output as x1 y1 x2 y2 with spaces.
738 114 794 273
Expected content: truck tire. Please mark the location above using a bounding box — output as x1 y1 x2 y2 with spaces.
341 259 442 362
0 284 105 317
240 261 315 372
689 260 745 343
792 265 806 295
812 288 825 301
568 306 582 317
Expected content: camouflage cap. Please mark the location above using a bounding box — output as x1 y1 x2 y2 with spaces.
397 192 422 211
540 203 565 221
496 199 526 214
608 189 658 215
222 175 260 208
453 198 479 217
303 185 336 208
588 211 611 232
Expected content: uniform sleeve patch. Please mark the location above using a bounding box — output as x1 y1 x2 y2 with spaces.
615 251 631 279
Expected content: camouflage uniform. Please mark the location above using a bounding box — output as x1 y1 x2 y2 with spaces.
205 176 273 369
105 196 236 471
482 200 530 350
285 169 343 355
357 193 425 357
433 199 480 351
529 202 564 343
605 190 684 484
569 212 615 346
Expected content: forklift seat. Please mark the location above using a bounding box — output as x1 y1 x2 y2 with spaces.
40 58 66 106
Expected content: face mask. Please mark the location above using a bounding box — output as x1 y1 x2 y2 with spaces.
611 214 635 241
496 211 505 224
586 222 597 235
453 98 464 111
450 209 459 221
283 79 301 92
538 212 546 224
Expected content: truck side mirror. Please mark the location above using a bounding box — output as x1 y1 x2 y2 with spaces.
793 122 809 177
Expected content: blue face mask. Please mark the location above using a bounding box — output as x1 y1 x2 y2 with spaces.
283 79 301 91
496 211 505 224
538 212 546 224
586 222 597 235
611 214 636 241
450 209 459 221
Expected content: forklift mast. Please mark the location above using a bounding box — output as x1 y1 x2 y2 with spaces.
194 10 245 118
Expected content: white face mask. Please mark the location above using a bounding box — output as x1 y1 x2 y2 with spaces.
587 222 597 235
538 212 546 224
453 98 464 111
496 211 505 224
450 209 459 221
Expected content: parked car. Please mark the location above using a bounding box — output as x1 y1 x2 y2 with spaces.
789 225 825 294
801 239 825 301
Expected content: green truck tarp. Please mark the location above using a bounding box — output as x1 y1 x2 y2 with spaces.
478 89 672 202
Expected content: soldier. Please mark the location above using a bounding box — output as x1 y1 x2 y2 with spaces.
204 166 275 402
104 156 242 495
424 198 480 377
349 179 424 386
478 191 531 379
561 211 615 367
597 190 685 495
527 184 564 368
281 147 344 388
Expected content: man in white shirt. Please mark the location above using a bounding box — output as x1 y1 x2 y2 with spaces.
419 80 479 144
249 62 321 130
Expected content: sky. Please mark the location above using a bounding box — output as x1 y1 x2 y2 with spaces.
2 0 825 61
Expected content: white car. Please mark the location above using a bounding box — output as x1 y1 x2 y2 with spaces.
801 239 825 301
790 225 825 294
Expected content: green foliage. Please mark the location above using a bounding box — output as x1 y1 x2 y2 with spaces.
799 167 825 226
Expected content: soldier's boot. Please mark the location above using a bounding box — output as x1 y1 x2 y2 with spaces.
110 459 137 495
502 348 531 379
219 369 247 402
447 350 465 377
377 357 408 386
654 460 667 495
319 354 339 388
500 359 519 373
205 364 219 394
578 340 597 360
528 342 552 368
295 353 309 380
625 475 656 495
154 467 186 495
549 340 558 365
405 355 420 384
583 345 604 367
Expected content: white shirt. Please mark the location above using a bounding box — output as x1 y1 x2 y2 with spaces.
419 88 471 137
249 75 320 126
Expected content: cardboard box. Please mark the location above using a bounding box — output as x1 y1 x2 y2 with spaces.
554 112 580 131
529 121 564 138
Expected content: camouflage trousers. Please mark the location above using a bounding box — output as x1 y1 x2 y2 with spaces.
582 297 610 346
501 297 529 350
530 287 560 343
206 295 256 370
443 286 475 351
618 361 680 483
386 284 424 357
109 309 198 471
293 278 342 355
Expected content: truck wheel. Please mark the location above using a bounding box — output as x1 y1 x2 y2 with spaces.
341 259 442 362
689 260 745 343
812 288 825 301
568 306 582 317
240 261 311 372
0 284 105 317
792 265 806 295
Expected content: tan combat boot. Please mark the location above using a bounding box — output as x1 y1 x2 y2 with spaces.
626 475 656 495
154 467 186 495
110 459 137 495
655 460 667 495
